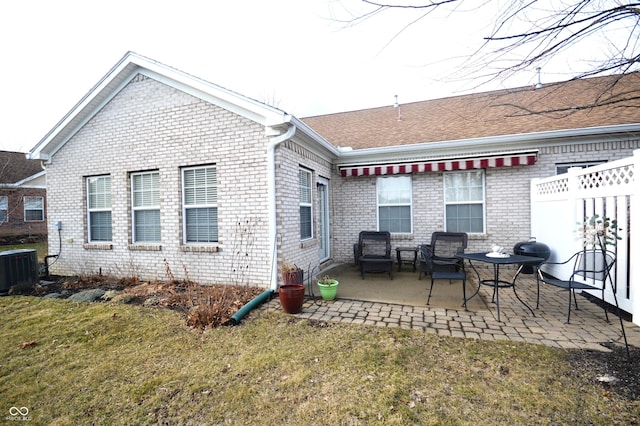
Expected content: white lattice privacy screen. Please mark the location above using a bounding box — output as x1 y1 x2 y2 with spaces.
531 150 638 325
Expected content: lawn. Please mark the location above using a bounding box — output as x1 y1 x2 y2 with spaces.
1 296 638 425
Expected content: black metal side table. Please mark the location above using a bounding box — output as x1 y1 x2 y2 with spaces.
395 246 418 272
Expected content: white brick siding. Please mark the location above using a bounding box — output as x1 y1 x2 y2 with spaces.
46 75 273 287
274 140 333 284
331 138 640 262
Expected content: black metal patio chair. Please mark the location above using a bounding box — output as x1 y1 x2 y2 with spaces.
419 232 468 307
537 248 630 360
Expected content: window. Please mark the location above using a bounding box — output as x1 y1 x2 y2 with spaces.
444 171 485 233
0 196 7 222
24 196 44 222
182 165 218 243
132 171 160 243
299 168 313 240
87 176 112 242
377 176 412 233
556 161 605 175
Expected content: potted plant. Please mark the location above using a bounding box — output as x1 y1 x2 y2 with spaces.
278 263 305 314
577 214 622 250
281 263 303 285
317 275 339 301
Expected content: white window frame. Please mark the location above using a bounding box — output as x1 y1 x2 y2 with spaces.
87 175 112 242
0 195 7 223
131 170 161 243
556 161 605 175
443 170 486 234
24 196 44 222
182 165 218 244
376 175 413 234
299 167 313 241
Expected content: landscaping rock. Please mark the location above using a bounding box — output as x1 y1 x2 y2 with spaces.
101 290 119 301
111 293 135 304
143 296 160 307
43 293 62 299
68 289 106 302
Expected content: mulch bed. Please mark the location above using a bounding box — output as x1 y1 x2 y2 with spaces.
10 275 266 328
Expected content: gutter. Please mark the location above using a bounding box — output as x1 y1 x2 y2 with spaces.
335 123 640 163
267 120 297 291
265 115 339 291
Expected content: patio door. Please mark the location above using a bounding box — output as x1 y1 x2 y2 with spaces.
317 177 330 262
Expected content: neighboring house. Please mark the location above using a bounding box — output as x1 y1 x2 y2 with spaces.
0 151 46 242
28 52 640 289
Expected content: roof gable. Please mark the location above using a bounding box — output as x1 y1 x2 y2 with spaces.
302 73 640 150
29 52 293 162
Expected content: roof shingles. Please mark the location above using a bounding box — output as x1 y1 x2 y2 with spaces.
302 73 640 150
0 151 43 184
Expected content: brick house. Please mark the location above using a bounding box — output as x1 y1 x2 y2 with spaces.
303 75 640 261
28 52 640 288
0 151 47 242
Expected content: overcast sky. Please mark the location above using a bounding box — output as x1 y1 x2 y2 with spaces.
0 0 596 153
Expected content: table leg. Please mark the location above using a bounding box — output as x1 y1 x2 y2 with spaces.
493 264 501 322
462 260 482 309
512 265 535 316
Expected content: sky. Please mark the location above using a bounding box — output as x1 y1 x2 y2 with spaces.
0 0 604 153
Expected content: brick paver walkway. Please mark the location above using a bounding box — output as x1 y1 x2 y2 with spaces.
265 273 640 352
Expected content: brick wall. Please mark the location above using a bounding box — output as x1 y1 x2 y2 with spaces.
274 140 333 284
46 75 273 287
0 187 47 241
331 138 640 263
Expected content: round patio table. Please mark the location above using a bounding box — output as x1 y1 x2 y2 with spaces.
456 252 545 322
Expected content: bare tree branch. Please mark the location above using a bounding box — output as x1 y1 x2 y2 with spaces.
338 0 640 114
362 0 459 8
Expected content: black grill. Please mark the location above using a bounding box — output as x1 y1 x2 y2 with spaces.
513 238 551 274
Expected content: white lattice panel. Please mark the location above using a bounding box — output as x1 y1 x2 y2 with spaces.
535 176 569 196
577 165 634 192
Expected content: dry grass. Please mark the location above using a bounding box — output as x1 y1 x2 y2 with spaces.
1 296 638 425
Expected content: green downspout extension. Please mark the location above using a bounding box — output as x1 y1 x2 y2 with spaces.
224 289 274 326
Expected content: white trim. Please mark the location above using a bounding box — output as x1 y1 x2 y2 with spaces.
299 167 313 241
0 195 8 223
28 52 301 163
131 170 161 243
86 175 112 243
336 123 640 163
317 176 331 262
181 164 218 245
23 195 44 222
376 175 413 234
443 170 486 234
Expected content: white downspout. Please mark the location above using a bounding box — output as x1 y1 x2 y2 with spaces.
267 123 296 291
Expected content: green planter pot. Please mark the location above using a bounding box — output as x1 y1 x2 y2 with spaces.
317 280 339 300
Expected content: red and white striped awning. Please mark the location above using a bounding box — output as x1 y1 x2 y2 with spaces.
339 151 538 177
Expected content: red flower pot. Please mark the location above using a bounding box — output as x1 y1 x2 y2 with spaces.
278 284 305 314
